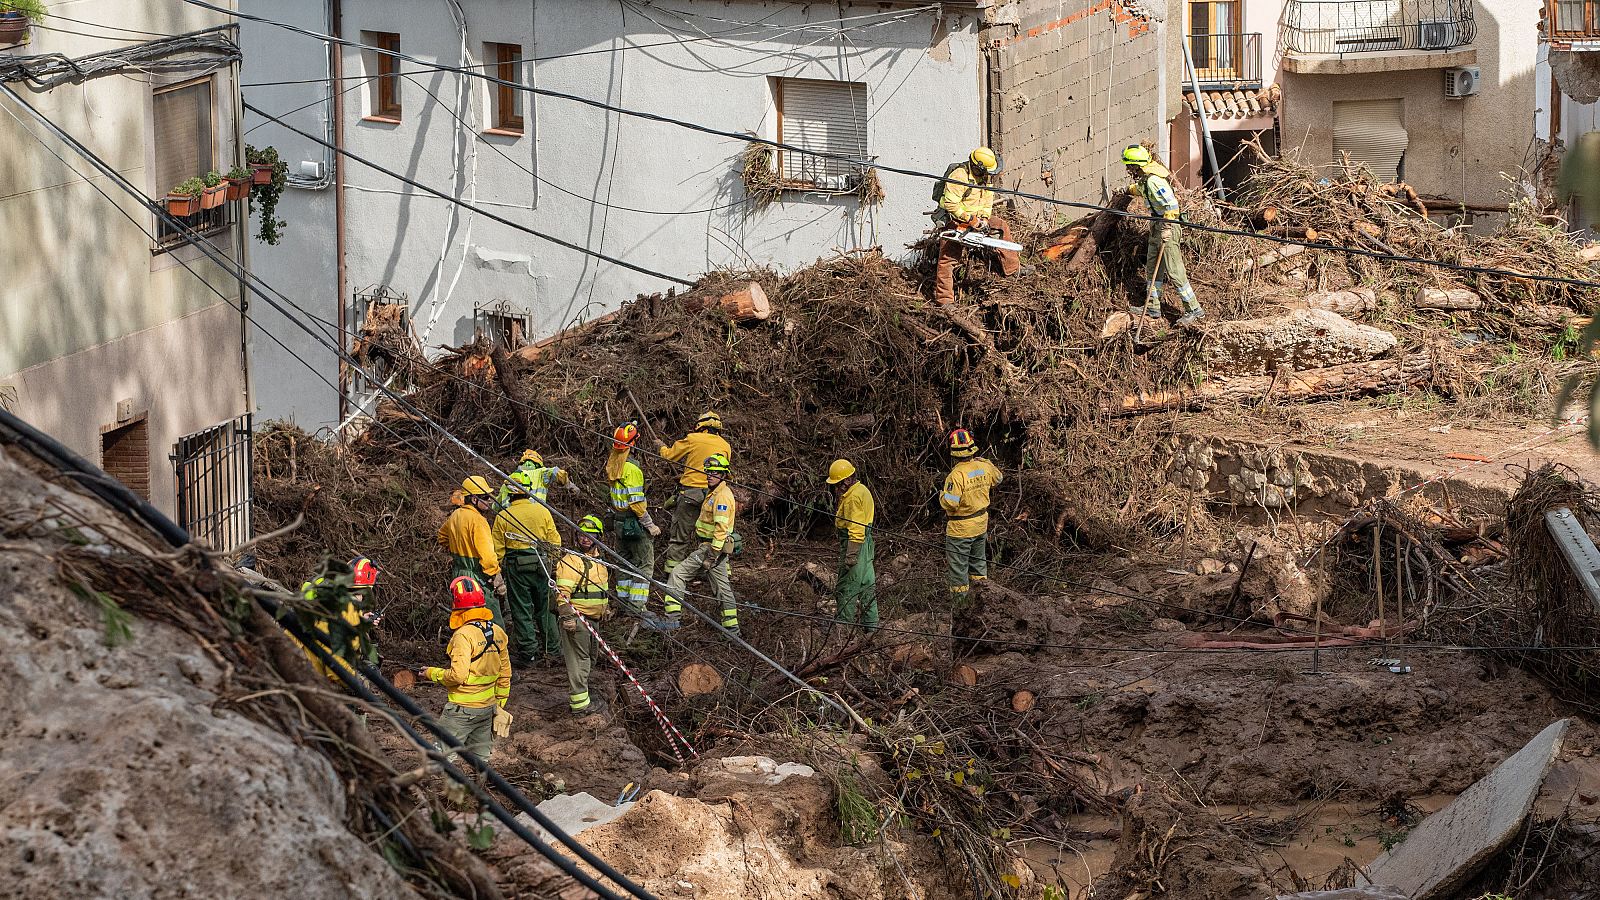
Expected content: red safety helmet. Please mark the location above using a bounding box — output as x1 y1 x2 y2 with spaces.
449 576 487 611
612 421 639 450
349 555 378 588
948 427 978 458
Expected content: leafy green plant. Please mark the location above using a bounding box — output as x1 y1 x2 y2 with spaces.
246 144 289 244
0 0 47 23
171 176 205 197
226 164 249 181
835 775 878 846
202 169 223 188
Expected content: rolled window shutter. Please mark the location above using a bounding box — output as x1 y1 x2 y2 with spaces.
1333 98 1406 183
153 80 215 192
778 78 867 185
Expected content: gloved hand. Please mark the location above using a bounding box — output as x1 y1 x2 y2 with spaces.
567 481 581 496
845 541 863 569
976 217 990 230
492 706 513 738
646 521 662 537
416 667 432 682
491 573 506 595
561 615 579 633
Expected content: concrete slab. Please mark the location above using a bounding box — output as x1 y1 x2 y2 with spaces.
1358 719 1570 899
517 791 634 841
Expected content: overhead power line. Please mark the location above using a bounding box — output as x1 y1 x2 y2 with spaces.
186 0 1600 291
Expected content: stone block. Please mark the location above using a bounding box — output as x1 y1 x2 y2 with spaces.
1200 310 1398 377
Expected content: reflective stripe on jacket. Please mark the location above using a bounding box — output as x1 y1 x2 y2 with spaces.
1132 167 1180 219
609 457 649 516
426 610 511 708
555 551 611 616
659 432 732 489
695 483 737 550
940 458 1003 538
437 506 500 576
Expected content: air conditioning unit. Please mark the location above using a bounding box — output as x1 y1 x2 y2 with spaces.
1444 65 1481 99
1419 19 1459 51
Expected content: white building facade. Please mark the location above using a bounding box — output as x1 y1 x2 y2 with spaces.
241 0 985 429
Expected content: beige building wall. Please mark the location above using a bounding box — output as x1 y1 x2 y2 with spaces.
984 0 1166 215
0 0 248 517
1278 0 1538 204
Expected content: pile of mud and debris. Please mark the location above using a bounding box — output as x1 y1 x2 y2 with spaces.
241 152 1600 898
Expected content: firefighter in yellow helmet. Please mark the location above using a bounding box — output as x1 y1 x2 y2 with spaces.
659 411 731 576
607 421 661 616
827 459 878 630
940 428 1003 603
554 515 611 715
492 469 562 666
497 449 579 508
436 475 503 622
663 453 739 634
1123 144 1203 327
416 576 512 763
934 147 1024 305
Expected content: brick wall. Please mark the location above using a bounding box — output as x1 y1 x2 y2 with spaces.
101 418 151 501
984 0 1165 217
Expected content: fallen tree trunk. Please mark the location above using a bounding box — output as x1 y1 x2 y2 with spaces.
685 281 771 321
1064 190 1133 272
1102 353 1436 417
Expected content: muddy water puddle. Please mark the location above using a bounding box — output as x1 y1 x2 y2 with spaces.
1022 797 1453 897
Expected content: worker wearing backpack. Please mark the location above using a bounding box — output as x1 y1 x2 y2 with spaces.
933 147 1025 305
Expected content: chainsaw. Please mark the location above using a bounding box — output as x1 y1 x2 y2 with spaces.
938 226 1023 253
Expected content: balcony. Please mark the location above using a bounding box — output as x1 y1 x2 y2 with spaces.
1281 0 1478 74
1546 0 1600 48
1188 33 1263 88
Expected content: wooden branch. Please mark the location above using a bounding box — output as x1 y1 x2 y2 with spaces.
1064 190 1133 272
1102 353 1436 417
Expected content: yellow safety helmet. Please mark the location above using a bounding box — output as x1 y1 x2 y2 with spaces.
703 453 730 476
520 449 544 466
578 514 605 536
696 410 723 431
461 475 494 496
948 428 978 459
1121 145 1153 167
969 147 1002 176
826 458 856 485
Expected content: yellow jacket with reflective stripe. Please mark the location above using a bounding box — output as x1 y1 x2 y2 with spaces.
940 458 1003 538
607 452 649 517
492 497 560 557
437 506 500 575
425 610 511 708
834 482 874 544
1130 163 1180 219
555 551 610 616
695 482 736 551
939 164 995 224
659 432 731 489
294 577 361 683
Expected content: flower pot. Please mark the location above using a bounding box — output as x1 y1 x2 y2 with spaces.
0 12 29 46
167 193 199 216
226 176 251 201
251 163 274 185
200 183 227 210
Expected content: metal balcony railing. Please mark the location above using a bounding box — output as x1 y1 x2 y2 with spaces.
1280 0 1476 55
1548 0 1600 38
1188 32 1263 85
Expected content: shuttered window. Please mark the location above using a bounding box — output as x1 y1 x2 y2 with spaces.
152 79 215 194
1333 98 1406 182
776 78 867 190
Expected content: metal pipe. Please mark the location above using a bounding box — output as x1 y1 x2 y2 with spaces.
1181 37 1227 199
331 0 349 422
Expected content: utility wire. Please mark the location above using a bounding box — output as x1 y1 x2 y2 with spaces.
184 0 1600 291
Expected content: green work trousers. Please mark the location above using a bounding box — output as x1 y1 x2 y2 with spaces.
559 619 597 712
450 555 504 623
665 545 737 629
664 487 707 574
503 550 558 661
1142 221 1199 313
613 512 655 614
439 701 496 763
945 533 989 596
836 528 878 629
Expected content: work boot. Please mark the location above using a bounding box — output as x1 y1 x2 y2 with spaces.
1175 309 1206 328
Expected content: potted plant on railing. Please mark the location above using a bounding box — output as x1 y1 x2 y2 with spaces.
199 170 227 210
166 177 205 217
225 165 251 201
245 144 289 244
0 0 47 47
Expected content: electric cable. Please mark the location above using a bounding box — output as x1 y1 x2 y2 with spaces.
185 0 1600 291
41 10 177 39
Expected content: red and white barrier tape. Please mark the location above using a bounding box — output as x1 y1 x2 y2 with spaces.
570 606 700 765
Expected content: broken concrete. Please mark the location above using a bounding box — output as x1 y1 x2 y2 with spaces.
1201 309 1397 377
1278 888 1407 900
710 756 816 786
522 791 634 841
1358 718 1570 899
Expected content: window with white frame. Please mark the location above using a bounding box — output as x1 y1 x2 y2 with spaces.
774 77 868 191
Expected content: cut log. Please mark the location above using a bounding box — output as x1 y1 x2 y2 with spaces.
1103 353 1436 417
391 669 417 692
678 662 724 696
685 281 771 321
1011 690 1037 713
1064 190 1133 272
1304 288 1376 316
1579 244 1600 263
1517 304 1588 328
1042 227 1088 261
1242 243 1305 273
513 311 618 362
1265 225 1318 242
1414 287 1483 310
950 663 979 687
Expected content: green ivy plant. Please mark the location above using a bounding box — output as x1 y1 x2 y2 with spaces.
246 143 289 245
226 164 249 182
0 0 48 23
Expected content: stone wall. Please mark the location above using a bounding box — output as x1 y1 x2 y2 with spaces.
983 0 1165 215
